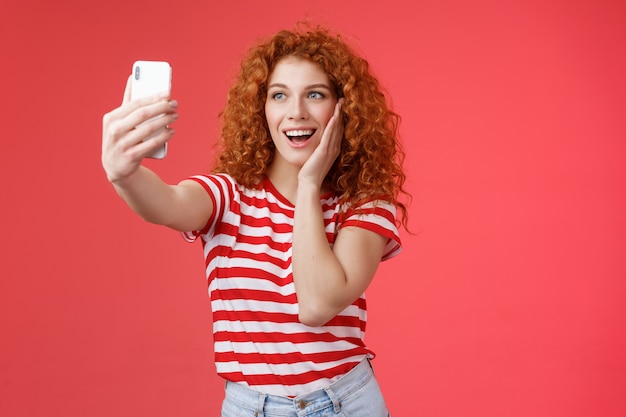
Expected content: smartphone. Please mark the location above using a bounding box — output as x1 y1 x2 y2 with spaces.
130 60 172 159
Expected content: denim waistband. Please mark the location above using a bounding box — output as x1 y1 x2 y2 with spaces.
223 359 376 416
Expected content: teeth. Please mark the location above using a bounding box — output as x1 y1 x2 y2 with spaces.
285 129 314 137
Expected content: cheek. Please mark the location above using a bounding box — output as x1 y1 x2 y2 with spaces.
321 100 338 122
320 108 336 128
264 105 280 130
264 113 281 143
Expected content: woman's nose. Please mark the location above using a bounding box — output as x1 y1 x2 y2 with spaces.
288 99 308 119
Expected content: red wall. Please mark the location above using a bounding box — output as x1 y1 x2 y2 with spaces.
2 1 625 416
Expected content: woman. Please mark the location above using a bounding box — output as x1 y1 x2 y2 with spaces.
102 23 408 417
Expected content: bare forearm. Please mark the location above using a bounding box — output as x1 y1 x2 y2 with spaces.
292 183 348 326
111 166 185 226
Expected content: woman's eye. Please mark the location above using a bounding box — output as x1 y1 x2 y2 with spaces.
309 91 325 99
272 92 286 100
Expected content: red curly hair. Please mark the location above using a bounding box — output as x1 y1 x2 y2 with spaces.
213 23 410 229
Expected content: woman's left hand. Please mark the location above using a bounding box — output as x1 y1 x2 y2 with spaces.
297 98 344 189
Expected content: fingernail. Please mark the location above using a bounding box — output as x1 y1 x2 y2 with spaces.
170 100 178 108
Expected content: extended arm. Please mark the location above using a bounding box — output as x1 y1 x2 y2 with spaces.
102 75 212 232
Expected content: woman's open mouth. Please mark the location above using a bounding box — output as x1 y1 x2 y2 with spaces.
285 129 315 144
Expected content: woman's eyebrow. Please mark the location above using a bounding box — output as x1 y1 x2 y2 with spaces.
267 83 332 90
305 83 332 90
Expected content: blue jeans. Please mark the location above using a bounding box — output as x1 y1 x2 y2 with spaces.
220 359 390 417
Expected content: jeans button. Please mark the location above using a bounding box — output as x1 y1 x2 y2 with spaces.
298 400 306 409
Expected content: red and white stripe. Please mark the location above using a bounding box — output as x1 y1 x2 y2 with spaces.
182 174 401 397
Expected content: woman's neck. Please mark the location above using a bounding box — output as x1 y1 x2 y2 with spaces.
266 162 300 205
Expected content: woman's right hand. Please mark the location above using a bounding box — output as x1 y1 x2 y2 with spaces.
101 75 179 184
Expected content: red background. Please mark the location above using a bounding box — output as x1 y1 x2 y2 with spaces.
2 0 625 416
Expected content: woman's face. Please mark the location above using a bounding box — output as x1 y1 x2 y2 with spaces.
265 56 337 171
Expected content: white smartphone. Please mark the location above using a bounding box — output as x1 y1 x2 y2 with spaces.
130 60 172 159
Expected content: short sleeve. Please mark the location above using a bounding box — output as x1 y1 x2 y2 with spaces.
180 174 234 243
340 200 402 261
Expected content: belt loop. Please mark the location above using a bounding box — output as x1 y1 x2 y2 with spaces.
254 393 266 417
324 386 342 414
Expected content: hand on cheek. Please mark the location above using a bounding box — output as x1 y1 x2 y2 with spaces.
298 99 344 188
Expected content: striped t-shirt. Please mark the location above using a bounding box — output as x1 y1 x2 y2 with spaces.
182 174 401 397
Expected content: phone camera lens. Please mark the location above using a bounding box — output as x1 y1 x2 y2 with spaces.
134 66 141 80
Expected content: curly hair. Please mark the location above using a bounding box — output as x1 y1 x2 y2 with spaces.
212 23 410 229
